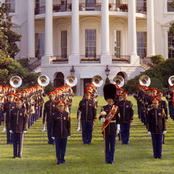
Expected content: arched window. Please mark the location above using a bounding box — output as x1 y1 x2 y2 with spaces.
54 72 64 87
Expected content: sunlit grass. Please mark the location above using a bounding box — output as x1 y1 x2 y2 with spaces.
0 97 174 174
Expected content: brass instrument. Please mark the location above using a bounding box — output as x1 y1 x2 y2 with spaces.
10 75 22 88
38 74 50 87
168 75 174 87
113 75 124 87
92 75 103 87
66 75 77 87
139 75 151 87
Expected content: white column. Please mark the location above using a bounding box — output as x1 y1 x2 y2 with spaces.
147 0 155 57
69 0 79 64
101 0 111 64
42 0 53 65
128 0 139 65
27 0 35 58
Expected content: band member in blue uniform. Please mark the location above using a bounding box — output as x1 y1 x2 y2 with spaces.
118 92 134 144
43 92 57 144
9 98 28 158
147 97 166 159
77 89 97 145
99 84 120 164
3 93 16 144
52 100 71 165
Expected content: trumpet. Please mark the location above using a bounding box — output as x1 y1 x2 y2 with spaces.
139 75 151 87
92 75 103 87
113 75 124 87
10 75 22 88
66 75 77 87
168 75 174 87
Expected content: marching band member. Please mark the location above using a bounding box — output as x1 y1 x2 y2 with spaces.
9 98 28 158
99 84 119 164
147 97 166 159
43 92 57 144
3 93 16 144
118 92 134 145
77 89 97 145
51 100 71 165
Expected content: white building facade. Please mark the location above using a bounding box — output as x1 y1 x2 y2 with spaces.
1 0 174 95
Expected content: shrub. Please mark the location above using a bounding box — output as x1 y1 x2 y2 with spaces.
105 77 111 84
151 55 165 65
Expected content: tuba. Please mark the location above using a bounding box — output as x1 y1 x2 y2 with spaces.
66 75 77 87
10 76 22 88
113 75 124 88
92 75 103 87
139 75 151 87
168 75 174 87
38 74 50 87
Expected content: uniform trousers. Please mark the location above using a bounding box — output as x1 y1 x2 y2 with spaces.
82 121 93 144
105 134 116 163
169 105 174 120
120 123 130 144
151 134 162 158
55 138 67 164
0 109 2 125
47 122 54 144
13 133 23 158
6 124 13 144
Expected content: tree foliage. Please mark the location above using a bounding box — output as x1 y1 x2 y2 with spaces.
151 55 165 66
105 77 111 85
123 59 174 93
0 2 21 58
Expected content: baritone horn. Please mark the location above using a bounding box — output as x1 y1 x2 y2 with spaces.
168 75 174 86
10 76 22 88
66 75 77 87
38 74 50 87
113 75 124 88
139 75 151 87
92 75 103 87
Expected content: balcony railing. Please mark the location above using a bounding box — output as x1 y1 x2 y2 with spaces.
80 55 100 63
109 3 128 12
79 3 101 11
50 56 68 64
35 6 45 15
136 5 147 14
53 3 72 12
112 55 130 63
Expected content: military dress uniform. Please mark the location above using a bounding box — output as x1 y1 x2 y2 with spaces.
117 99 134 144
10 107 28 158
99 104 119 164
3 101 16 144
78 98 97 144
52 109 71 164
43 100 57 144
166 90 174 120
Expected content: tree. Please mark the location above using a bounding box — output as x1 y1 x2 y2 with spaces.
169 0 174 36
0 2 21 58
105 77 111 85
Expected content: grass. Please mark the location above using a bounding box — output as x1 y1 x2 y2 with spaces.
0 97 174 174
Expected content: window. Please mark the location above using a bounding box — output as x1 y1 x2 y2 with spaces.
85 30 96 57
86 0 96 7
114 30 121 58
168 33 174 58
167 0 174 12
136 0 146 13
137 32 147 59
35 0 45 14
61 0 67 11
61 31 67 58
5 0 15 13
35 33 45 59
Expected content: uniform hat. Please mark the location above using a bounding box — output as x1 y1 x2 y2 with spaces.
151 88 158 92
151 97 160 103
7 93 15 97
0 85 3 88
122 92 128 96
56 100 66 106
16 97 23 103
103 84 116 101
84 89 92 95
48 92 55 96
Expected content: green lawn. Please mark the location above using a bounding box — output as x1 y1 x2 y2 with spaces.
0 97 174 174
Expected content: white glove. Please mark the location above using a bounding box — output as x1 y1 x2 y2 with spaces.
23 131 27 134
9 130 13 134
68 136 71 138
163 131 166 135
116 124 120 135
100 111 107 116
100 118 105 125
148 131 151 136
51 137 55 140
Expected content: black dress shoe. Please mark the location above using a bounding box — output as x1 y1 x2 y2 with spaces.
13 156 16 158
